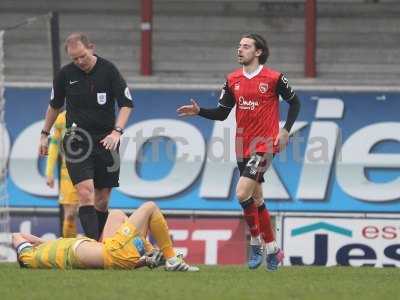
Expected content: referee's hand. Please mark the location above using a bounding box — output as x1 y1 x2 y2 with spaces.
100 131 121 150
177 99 200 117
39 135 49 156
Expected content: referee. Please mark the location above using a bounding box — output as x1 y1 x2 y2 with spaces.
39 32 133 240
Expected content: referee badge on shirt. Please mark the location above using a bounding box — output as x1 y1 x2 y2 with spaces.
97 93 107 105
124 87 133 101
259 82 268 94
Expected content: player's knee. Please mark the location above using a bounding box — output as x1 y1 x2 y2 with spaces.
109 209 124 217
109 209 127 222
236 189 251 202
143 201 157 211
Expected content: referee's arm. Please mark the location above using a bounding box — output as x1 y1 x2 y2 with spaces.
42 105 61 135
43 71 66 133
39 72 65 156
111 65 134 131
115 106 132 131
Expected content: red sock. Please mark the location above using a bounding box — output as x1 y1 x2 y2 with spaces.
258 204 275 243
241 200 260 237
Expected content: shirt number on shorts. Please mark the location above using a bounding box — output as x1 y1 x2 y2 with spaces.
246 154 262 169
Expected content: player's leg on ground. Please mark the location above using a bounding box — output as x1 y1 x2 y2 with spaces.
100 209 159 268
127 202 198 271
100 207 153 257
126 202 174 259
76 179 100 240
94 187 111 237
236 177 263 269
253 184 284 271
63 204 78 238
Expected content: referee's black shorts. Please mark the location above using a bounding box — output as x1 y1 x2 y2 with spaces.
62 131 120 188
237 152 274 183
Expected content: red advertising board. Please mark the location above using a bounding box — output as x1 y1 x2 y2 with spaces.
6 213 246 265
166 218 246 265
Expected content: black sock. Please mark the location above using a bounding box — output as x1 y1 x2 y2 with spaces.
239 197 254 210
79 205 99 240
96 209 109 237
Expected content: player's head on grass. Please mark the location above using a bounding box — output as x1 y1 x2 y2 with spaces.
64 32 96 73
238 34 269 66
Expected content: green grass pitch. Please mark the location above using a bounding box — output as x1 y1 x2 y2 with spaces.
0 263 398 300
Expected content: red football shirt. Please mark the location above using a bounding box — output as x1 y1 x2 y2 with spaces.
219 65 294 158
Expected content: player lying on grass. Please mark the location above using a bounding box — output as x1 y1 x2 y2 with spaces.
12 201 199 271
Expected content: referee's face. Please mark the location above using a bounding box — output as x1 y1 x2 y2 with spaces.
67 42 95 72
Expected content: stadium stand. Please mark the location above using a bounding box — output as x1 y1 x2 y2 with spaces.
0 0 399 85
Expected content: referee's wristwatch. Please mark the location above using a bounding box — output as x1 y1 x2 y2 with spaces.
113 126 124 135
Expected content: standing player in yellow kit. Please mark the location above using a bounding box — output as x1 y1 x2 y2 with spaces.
46 111 79 238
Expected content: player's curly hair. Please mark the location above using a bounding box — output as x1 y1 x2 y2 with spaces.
242 33 269 64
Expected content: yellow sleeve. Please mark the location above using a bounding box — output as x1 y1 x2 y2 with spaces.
45 117 63 177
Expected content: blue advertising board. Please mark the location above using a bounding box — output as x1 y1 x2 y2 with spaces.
4 87 400 213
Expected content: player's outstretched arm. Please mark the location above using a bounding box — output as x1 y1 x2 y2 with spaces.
177 99 200 117
177 99 232 121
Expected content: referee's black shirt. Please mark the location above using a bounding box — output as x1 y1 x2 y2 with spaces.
50 55 133 135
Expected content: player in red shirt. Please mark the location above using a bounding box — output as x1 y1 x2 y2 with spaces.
177 34 300 271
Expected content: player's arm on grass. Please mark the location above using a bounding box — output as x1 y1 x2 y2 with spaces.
177 81 234 121
12 232 45 248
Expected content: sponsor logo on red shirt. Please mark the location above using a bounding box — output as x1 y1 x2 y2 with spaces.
238 96 259 110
